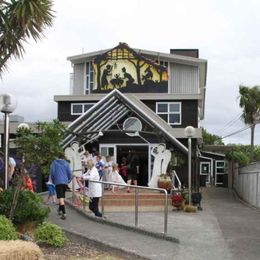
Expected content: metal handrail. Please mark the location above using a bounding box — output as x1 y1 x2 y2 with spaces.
172 170 182 190
82 179 169 235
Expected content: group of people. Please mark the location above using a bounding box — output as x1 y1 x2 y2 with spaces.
0 152 34 192
48 148 141 220
81 150 140 193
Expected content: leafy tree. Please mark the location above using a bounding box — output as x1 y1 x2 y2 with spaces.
238 85 260 158
0 0 54 74
15 120 66 176
225 144 260 165
202 128 224 145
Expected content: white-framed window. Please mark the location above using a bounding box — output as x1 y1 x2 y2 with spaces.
99 144 116 159
200 162 211 183
156 102 181 125
85 61 94 94
215 160 225 174
71 103 95 115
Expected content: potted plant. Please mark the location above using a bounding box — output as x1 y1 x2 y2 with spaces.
157 173 172 191
171 191 184 210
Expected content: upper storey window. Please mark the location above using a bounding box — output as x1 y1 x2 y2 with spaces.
71 103 94 115
85 62 94 94
156 102 181 125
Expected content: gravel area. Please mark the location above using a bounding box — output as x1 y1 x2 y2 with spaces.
40 240 125 259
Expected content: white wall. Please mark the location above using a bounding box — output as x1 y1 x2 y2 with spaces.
234 162 260 208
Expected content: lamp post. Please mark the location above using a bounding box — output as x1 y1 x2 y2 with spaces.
0 94 17 189
184 126 195 205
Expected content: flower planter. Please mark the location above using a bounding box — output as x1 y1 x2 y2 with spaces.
157 175 172 191
171 191 184 210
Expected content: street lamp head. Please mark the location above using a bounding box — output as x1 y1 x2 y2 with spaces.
0 94 17 113
17 123 30 130
184 126 195 138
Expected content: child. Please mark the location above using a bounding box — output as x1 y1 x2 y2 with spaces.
111 163 126 193
46 174 56 204
23 173 34 192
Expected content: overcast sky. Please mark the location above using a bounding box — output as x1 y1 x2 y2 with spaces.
1 0 260 145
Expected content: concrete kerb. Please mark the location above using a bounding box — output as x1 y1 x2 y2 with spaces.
63 229 149 260
65 199 180 244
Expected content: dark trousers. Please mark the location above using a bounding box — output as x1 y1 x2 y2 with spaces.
89 197 102 217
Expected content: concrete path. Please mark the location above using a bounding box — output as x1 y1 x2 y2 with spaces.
46 187 260 260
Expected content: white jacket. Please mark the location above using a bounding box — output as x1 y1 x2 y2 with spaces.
82 166 102 198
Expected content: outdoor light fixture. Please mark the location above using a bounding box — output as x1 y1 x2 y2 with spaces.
0 94 17 189
184 126 195 206
17 123 30 130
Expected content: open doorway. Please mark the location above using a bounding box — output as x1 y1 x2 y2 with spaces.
117 145 149 186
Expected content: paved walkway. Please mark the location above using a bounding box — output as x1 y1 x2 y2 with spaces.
46 187 260 260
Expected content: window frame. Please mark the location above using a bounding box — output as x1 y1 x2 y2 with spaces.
71 103 95 115
215 160 225 174
85 61 94 94
156 102 182 125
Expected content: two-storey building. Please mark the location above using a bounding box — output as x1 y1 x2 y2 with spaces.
55 43 208 189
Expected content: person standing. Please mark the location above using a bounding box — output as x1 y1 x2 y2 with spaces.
50 152 72 220
126 152 140 193
95 155 105 179
110 163 126 193
82 159 102 217
46 174 57 204
119 157 128 182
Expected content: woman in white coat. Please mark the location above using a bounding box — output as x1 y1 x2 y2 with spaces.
82 159 102 217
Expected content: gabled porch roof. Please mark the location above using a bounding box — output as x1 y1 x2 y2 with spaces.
62 89 188 154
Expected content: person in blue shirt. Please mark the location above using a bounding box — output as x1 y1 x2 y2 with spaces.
50 151 72 220
95 155 105 179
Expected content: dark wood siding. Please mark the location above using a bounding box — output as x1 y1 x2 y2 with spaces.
58 99 198 128
142 100 198 127
58 101 97 121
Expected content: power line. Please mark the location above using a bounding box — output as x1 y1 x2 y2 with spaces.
216 113 242 135
221 125 251 139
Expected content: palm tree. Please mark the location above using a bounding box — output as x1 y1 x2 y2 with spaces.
238 85 260 159
0 0 54 74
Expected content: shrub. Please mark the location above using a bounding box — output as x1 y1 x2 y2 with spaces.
0 215 18 240
0 189 49 226
35 222 67 247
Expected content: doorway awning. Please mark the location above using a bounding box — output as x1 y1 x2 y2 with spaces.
62 89 188 154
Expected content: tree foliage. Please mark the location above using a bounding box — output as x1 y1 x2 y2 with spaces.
15 120 66 175
225 144 260 166
202 128 224 145
238 85 260 151
0 0 55 74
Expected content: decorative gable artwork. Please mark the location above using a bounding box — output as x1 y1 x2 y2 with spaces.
92 43 168 93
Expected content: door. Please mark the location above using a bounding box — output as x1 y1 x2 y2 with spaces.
200 162 211 185
117 145 149 186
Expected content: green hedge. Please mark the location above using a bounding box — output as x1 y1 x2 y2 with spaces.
0 189 49 226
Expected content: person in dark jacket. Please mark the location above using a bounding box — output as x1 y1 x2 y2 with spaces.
50 152 72 220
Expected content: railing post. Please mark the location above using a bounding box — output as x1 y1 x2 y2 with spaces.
83 179 86 211
101 183 105 216
164 189 168 235
256 172 259 207
72 175 75 204
135 188 139 228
